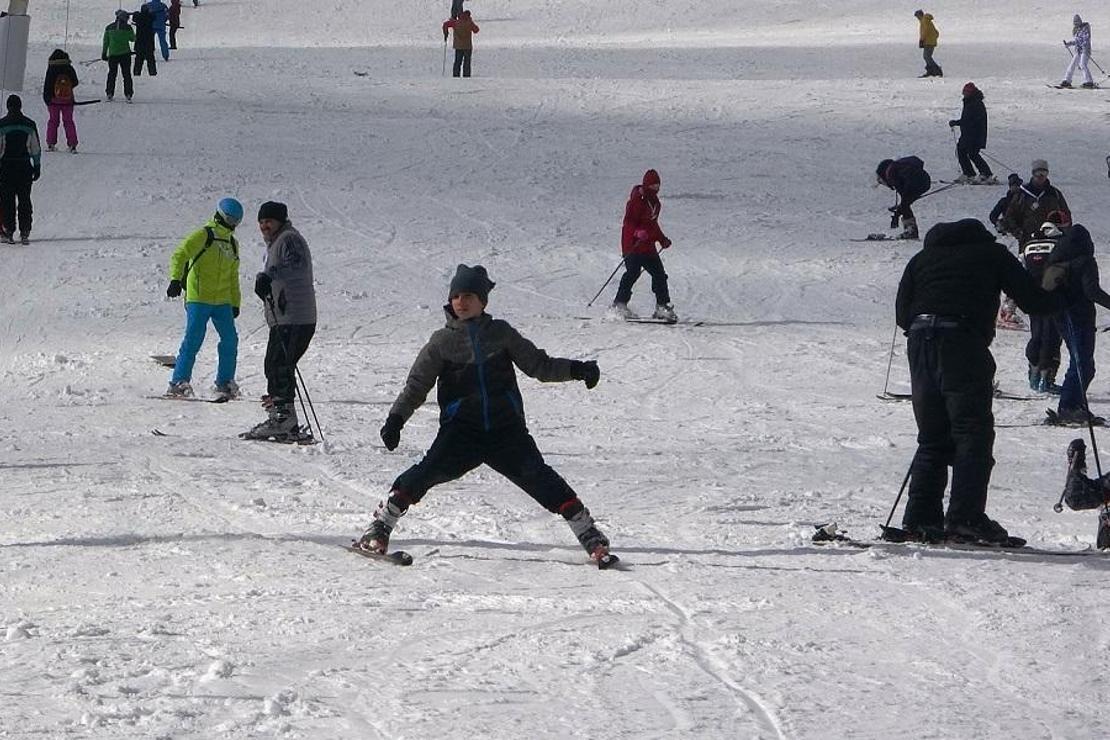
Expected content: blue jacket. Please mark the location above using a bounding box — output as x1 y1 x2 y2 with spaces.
144 0 168 28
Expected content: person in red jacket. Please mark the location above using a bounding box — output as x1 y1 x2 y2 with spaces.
612 169 676 322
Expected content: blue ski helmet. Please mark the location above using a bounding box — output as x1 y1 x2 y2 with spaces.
216 197 244 227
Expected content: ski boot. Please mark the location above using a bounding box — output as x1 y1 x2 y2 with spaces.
944 513 1011 545
975 174 998 185
562 500 615 566
1028 364 1040 391
1037 370 1062 395
164 380 194 398
240 403 300 440
213 379 241 401
898 217 919 240
355 497 407 553
1062 439 1106 510
1081 82 1098 89
19 232 30 245
1058 81 1073 88
609 301 637 320
652 303 678 323
953 173 975 184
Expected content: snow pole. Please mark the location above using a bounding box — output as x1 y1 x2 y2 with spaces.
882 453 915 531
980 151 1015 174
1089 55 1108 77
442 39 448 76
1062 314 1108 547
586 256 627 307
880 322 898 396
1063 40 1074 58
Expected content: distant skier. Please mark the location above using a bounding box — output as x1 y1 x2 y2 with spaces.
102 10 135 103
1000 159 1071 248
894 219 1063 543
914 9 942 77
357 264 615 566
1042 223 1110 425
612 168 676 321
143 0 171 61
132 6 158 77
164 198 243 399
1021 217 1066 392
0 95 41 245
241 202 318 441
442 9 479 78
948 82 994 184
876 156 930 239
1060 14 1094 89
988 174 1022 234
169 0 182 50
42 49 78 153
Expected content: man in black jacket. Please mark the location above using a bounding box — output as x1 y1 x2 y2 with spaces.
948 82 994 184
895 219 1064 543
0 95 42 244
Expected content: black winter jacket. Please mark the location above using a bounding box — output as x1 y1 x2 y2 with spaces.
1045 224 1110 326
953 90 987 150
42 50 78 107
133 9 155 51
896 219 1062 342
881 156 931 201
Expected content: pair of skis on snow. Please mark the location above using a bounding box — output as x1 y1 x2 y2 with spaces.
343 543 623 569
811 523 1106 557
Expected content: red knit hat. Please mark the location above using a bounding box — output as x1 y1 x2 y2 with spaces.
642 169 661 188
962 82 978 96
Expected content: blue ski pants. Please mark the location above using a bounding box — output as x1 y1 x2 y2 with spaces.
172 302 238 385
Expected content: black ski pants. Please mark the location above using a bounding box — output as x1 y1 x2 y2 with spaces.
453 49 472 77
106 55 133 99
903 322 996 529
0 165 34 236
615 252 670 306
1025 314 1061 377
895 173 931 225
133 47 157 76
264 323 315 404
956 143 992 178
392 423 577 513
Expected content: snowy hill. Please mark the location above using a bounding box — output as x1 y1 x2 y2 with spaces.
3 1 1109 737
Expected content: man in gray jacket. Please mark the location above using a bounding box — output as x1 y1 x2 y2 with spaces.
241 201 317 441
356 264 618 567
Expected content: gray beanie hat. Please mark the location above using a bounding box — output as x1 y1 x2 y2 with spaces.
1031 159 1049 174
448 264 495 303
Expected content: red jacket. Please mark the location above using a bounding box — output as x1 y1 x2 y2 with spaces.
621 179 667 256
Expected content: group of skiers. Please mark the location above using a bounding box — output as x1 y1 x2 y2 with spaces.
103 0 188 99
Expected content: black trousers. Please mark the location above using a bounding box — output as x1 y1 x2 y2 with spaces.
1025 314 1061 375
106 55 133 98
264 323 315 403
615 252 670 305
0 168 33 236
392 423 577 513
956 143 992 178
903 326 996 528
170 25 179 49
133 48 157 76
453 49 472 77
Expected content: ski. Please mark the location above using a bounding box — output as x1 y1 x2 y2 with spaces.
1047 84 1101 90
238 428 319 445
146 394 230 404
1044 409 1107 427
811 524 1104 557
151 354 176 367
879 390 1038 402
851 233 901 242
345 544 414 566
596 552 622 570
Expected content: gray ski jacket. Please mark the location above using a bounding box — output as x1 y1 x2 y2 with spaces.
261 221 316 326
390 310 577 431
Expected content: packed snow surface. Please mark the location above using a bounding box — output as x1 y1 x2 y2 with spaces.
2 1 1109 737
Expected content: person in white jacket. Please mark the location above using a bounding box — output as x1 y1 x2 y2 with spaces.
1061 14 1095 88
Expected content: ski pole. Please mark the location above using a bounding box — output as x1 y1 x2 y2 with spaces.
980 151 1015 174
1063 314 1102 478
882 452 915 531
442 39 447 76
919 182 959 199
1089 55 1107 76
1063 40 1074 58
881 322 898 396
586 256 627 307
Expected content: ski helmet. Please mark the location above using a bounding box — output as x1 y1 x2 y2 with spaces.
216 197 244 227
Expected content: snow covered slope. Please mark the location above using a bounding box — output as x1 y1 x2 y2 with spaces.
2 1 1108 737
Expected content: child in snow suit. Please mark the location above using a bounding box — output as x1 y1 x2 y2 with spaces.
1021 218 1066 392
242 202 318 441
169 0 182 50
132 7 158 77
1061 15 1094 88
1042 223 1110 425
0 95 41 244
989 174 1022 234
612 168 676 321
443 10 479 77
914 10 942 77
102 10 135 102
359 264 614 565
876 156 931 239
165 198 243 399
43 49 78 153
948 82 993 183
1001 159 1071 248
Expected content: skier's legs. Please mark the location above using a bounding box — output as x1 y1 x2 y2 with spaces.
904 331 953 530
172 302 214 383
149 53 158 76
170 25 178 49
453 49 463 77
106 57 119 97
120 58 133 98
462 50 472 77
1058 317 1095 412
955 143 975 178
265 324 315 402
640 253 671 305
15 179 32 235
614 254 645 305
210 304 238 386
1063 53 1080 83
45 104 60 147
940 338 996 522
0 179 16 235
390 425 485 504
968 148 992 177
59 104 77 148
156 27 169 60
133 53 142 76
1079 50 1094 85
483 428 578 513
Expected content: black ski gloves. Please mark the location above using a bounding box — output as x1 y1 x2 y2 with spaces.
660 236 672 249
948 119 959 128
571 360 600 389
380 413 404 450
254 272 272 300
166 279 182 297
31 165 40 182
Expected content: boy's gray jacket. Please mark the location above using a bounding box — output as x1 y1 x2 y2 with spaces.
390 311 577 431
261 221 317 326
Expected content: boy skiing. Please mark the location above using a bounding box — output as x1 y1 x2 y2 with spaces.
357 264 616 567
612 168 676 321
876 156 930 239
165 198 243 399
1061 15 1095 89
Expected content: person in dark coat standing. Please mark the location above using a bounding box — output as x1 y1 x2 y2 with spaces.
169 0 182 50
877 156 931 239
0 95 41 244
1020 217 1066 392
1042 223 1110 425
1000 159 1071 248
132 6 158 77
989 174 1022 233
894 219 1063 543
442 10 479 78
948 82 994 184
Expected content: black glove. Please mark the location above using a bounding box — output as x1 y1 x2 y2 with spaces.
380 413 404 450
443 30 449 42
232 306 240 319
948 120 958 128
887 205 899 213
890 212 901 229
254 272 272 300
166 279 182 297
571 360 600 389
31 166 40 182
659 236 672 250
